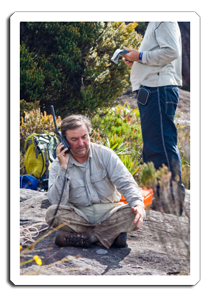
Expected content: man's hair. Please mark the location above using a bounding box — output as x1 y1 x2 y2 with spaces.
61 114 92 136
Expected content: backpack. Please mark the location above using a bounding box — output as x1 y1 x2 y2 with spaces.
23 133 59 189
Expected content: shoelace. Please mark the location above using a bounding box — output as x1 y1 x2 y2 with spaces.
65 234 89 245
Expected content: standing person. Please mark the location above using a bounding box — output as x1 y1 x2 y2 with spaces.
122 22 185 215
46 114 145 249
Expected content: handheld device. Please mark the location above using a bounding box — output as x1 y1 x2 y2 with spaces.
111 49 132 64
119 49 130 55
51 105 70 153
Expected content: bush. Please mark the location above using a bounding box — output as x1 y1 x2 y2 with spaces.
91 103 142 158
20 108 61 138
20 99 40 119
20 108 61 152
91 103 143 178
20 22 142 118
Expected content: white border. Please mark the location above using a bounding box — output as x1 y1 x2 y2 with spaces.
10 11 200 286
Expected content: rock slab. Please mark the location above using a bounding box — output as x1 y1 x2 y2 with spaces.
20 189 190 276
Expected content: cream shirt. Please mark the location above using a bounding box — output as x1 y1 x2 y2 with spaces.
130 22 182 91
48 142 144 208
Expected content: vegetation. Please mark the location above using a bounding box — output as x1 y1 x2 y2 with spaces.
20 20 190 188
91 104 143 177
19 22 190 276
135 22 148 35
20 108 61 139
20 22 142 119
20 104 190 189
19 20 190 190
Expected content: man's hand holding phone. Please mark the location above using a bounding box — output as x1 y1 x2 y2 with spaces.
56 143 69 169
122 47 140 68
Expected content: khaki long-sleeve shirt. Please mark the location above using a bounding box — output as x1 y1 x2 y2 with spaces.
48 142 144 208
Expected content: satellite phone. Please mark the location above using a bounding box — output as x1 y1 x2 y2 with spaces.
51 105 71 153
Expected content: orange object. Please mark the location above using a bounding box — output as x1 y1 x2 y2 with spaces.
120 188 153 208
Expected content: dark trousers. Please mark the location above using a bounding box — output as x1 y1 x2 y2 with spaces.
137 85 185 214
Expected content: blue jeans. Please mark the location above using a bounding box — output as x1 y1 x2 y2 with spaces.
137 85 185 213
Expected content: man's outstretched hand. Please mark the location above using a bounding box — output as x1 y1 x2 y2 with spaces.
131 205 144 229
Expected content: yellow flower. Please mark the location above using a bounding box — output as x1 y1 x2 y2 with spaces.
33 255 42 265
20 245 22 250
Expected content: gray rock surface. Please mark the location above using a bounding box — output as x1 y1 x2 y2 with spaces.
20 189 190 276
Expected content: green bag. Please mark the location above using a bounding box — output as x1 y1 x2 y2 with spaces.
24 133 59 179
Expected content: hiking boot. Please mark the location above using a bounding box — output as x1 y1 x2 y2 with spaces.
55 230 91 248
112 232 127 248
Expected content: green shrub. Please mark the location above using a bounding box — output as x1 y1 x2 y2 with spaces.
91 103 143 176
20 22 142 118
119 154 140 176
91 103 142 155
104 134 130 155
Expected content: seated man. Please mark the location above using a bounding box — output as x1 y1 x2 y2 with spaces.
45 114 145 249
